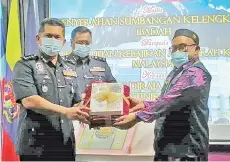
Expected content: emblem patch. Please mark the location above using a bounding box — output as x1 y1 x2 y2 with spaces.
36 62 47 74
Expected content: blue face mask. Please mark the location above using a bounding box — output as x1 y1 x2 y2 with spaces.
73 44 91 58
40 38 63 56
171 51 189 68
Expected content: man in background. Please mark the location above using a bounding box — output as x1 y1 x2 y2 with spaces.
63 26 116 96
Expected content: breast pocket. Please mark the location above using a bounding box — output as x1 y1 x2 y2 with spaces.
91 72 106 81
35 77 54 99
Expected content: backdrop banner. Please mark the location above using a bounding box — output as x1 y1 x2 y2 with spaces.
50 0 230 155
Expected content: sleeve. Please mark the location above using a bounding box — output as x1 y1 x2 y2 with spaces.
136 67 210 123
72 79 82 105
12 60 38 103
105 61 116 83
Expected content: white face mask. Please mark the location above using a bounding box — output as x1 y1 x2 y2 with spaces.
73 44 91 58
40 38 63 56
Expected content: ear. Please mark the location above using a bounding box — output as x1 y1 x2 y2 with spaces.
195 46 200 56
70 39 75 49
195 46 200 51
63 39 66 46
36 35 40 44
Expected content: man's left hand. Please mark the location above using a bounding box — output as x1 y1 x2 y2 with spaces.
12 105 20 120
113 113 139 130
81 93 86 100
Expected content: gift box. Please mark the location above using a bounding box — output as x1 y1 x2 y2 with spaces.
83 81 130 128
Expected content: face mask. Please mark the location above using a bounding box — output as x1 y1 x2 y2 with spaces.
171 51 189 68
73 44 91 58
40 38 63 56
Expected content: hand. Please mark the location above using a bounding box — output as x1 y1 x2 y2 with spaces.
12 105 20 120
113 113 139 130
65 105 91 124
128 97 142 107
73 100 84 107
81 93 86 100
128 97 145 113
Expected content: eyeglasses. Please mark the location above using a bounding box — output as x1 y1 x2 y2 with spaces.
169 43 196 53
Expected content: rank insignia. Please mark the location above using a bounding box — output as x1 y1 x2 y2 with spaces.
90 67 105 72
63 70 77 77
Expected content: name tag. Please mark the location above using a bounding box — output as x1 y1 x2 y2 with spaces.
63 70 77 77
90 67 105 72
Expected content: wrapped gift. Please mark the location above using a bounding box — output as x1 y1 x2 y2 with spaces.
83 81 130 128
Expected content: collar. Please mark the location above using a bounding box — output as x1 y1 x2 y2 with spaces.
38 51 64 66
183 57 199 69
70 53 90 64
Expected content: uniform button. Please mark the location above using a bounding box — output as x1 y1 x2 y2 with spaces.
83 66 85 69
60 100 63 103
61 120 64 123
56 70 58 72
86 84 89 87
42 80 45 83
32 128 35 131
59 89 62 92
58 79 60 82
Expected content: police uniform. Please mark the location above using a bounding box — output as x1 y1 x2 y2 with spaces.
12 53 81 161
63 53 116 93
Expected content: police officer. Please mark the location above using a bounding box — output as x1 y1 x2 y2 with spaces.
63 26 116 95
12 18 90 161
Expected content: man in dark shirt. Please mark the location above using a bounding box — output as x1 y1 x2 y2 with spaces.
114 29 212 161
12 18 90 161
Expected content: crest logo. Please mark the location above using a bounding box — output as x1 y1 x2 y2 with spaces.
2 80 19 123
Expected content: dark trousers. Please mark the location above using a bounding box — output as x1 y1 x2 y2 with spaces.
19 138 75 161
154 154 205 161
19 126 75 162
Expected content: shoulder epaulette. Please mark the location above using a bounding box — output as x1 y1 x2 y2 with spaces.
62 55 76 65
90 55 106 62
21 55 39 61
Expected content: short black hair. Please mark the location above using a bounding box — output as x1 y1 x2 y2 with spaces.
71 26 92 40
38 18 65 36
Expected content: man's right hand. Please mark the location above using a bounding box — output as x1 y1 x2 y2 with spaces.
81 93 86 100
128 97 145 113
65 106 91 124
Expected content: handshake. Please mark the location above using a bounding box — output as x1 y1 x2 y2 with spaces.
64 96 145 129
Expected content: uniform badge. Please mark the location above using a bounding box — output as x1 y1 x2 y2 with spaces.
63 70 77 77
90 67 105 72
36 62 47 74
44 75 50 80
64 76 73 80
42 85 48 92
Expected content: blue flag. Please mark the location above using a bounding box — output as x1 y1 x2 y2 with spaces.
25 0 38 55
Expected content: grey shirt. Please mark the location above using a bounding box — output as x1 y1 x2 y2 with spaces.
63 53 116 93
12 53 81 155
